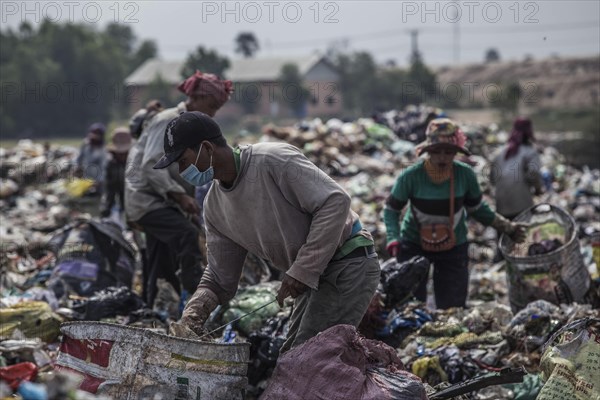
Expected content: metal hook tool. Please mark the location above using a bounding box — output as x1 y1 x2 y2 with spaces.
199 299 279 339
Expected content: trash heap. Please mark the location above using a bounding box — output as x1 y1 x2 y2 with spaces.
2 107 600 399
258 111 600 271
372 104 447 143
0 141 149 399
363 297 599 399
260 116 416 251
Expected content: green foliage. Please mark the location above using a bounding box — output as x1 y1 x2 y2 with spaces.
181 46 230 78
143 74 180 108
498 81 521 114
132 40 158 71
0 20 157 138
333 52 378 115
376 68 409 110
235 32 260 58
406 59 437 105
233 83 261 114
279 63 310 117
485 48 501 63
330 52 438 116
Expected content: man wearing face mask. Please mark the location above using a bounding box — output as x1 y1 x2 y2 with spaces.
124 71 233 307
155 112 381 352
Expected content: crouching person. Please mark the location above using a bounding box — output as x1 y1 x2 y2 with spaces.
155 111 380 352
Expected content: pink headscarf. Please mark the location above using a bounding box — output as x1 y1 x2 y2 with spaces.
178 71 233 109
505 117 535 160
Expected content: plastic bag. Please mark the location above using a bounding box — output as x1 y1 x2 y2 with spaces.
47 219 135 298
71 286 145 321
17 381 48 399
509 300 560 328
0 301 61 343
222 282 280 335
65 179 94 198
537 318 600 400
412 356 448 386
503 373 543 400
261 324 427 400
420 321 464 337
0 339 52 368
0 362 38 390
528 239 563 256
380 256 430 306
247 315 289 388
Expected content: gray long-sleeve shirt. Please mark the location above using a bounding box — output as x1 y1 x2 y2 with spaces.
76 142 107 183
490 144 543 217
199 143 368 304
125 102 194 222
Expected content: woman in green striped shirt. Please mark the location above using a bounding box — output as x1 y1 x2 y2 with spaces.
384 119 527 309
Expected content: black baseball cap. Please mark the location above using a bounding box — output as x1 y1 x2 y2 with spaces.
153 111 223 169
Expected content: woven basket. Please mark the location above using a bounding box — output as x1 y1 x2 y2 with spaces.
499 204 591 312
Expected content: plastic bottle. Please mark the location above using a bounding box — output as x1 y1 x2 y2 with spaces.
17 381 48 400
222 324 236 343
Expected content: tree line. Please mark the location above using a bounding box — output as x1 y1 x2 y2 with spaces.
1 21 156 138
1 22 517 139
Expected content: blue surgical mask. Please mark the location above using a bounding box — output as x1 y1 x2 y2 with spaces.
180 144 214 186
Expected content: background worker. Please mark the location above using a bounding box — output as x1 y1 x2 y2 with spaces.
124 71 233 307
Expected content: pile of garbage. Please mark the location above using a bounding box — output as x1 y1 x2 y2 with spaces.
1 106 600 398
258 110 600 269
372 104 447 143
260 115 415 252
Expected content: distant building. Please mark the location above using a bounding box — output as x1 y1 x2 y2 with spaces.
125 60 184 111
124 55 342 120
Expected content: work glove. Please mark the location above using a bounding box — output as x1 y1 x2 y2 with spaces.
386 240 400 258
491 214 528 243
169 287 219 339
177 265 203 294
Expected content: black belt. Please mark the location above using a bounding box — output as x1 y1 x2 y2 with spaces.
340 245 376 260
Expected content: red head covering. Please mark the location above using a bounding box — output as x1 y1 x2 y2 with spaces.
178 71 233 109
505 117 534 160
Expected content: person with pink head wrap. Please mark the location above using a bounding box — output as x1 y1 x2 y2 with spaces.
124 70 233 308
490 117 543 220
179 70 233 117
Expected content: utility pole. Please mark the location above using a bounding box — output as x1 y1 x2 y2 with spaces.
410 29 420 64
453 0 460 64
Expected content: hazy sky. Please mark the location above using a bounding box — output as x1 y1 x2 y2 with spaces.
2 1 599 67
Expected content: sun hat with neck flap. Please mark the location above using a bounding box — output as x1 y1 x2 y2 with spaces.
416 118 471 156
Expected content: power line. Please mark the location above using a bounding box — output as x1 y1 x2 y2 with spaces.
262 21 600 50
160 21 599 52
366 34 600 54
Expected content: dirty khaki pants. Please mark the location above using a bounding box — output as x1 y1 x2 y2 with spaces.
280 252 381 353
